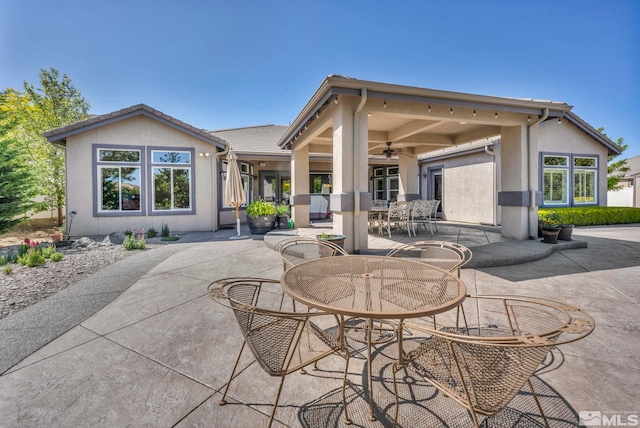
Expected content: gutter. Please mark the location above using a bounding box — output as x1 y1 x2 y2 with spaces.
352 89 367 253
527 108 549 239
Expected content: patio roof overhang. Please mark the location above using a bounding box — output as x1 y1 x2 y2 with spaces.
277 75 573 157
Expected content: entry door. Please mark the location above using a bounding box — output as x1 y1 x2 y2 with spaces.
259 171 290 205
429 169 443 216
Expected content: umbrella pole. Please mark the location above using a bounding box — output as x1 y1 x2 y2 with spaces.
235 205 240 237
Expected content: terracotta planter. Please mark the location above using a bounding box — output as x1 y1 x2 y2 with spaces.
50 233 63 243
558 224 575 241
541 227 560 244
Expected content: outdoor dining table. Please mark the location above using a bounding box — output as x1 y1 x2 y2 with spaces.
280 255 467 422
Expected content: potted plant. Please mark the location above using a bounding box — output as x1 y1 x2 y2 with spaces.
246 200 277 235
316 231 346 248
558 223 575 241
276 204 290 229
540 212 561 244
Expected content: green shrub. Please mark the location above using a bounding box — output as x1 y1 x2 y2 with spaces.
246 200 276 217
123 235 146 250
18 249 46 267
0 256 6 266
161 236 180 242
161 223 170 238
50 252 63 262
146 227 158 238
41 245 57 259
124 228 133 237
4 251 18 264
3 265 12 275
17 243 30 257
276 204 290 215
539 207 640 226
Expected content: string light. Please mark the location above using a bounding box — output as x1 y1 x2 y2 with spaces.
528 115 531 122
494 112 498 119
450 107 454 114
473 109 476 117
334 96 339 104
315 112 320 119
558 117 562 124
428 105 431 112
383 99 387 108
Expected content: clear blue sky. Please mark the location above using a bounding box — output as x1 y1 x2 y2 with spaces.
2 0 638 157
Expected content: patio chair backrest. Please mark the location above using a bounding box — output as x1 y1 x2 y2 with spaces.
277 237 348 270
388 201 411 221
386 240 467 272
399 295 595 422
371 199 388 209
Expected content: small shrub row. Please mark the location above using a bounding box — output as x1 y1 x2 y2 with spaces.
123 234 146 251
539 207 640 226
1 239 64 269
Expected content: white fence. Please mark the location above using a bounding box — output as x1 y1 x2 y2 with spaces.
607 187 634 207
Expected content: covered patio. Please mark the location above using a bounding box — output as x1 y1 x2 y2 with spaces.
278 75 570 253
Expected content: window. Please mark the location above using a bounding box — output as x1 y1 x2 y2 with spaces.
387 177 399 202
96 148 142 213
150 149 194 212
574 157 597 204
542 153 598 207
309 173 332 194
373 177 384 200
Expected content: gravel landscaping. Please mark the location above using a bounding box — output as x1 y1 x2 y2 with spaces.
0 237 164 320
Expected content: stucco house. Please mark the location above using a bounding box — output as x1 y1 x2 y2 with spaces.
44 76 621 247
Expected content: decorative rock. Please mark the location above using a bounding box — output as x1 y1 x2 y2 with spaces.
103 232 126 245
73 237 93 248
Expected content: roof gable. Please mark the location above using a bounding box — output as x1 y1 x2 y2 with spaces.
43 104 227 149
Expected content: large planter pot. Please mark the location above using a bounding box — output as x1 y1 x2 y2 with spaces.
247 215 276 235
277 215 290 230
316 234 346 249
541 227 560 244
558 224 575 241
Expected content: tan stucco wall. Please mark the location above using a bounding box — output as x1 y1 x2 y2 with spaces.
538 120 609 205
65 115 219 236
421 151 496 224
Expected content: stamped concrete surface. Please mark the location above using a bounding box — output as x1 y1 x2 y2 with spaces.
0 224 638 427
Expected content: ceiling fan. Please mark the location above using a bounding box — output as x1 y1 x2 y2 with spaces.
383 141 395 158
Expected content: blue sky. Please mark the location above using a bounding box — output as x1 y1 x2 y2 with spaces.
1 0 638 157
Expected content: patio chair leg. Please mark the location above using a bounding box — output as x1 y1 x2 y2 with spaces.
342 349 352 425
528 379 551 428
220 340 247 405
268 375 288 428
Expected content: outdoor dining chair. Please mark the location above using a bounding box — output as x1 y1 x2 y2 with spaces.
208 277 349 428
384 201 413 238
410 200 436 235
392 295 595 428
276 236 348 271
386 240 472 277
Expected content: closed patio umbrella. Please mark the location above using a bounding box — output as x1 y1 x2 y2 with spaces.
224 148 248 240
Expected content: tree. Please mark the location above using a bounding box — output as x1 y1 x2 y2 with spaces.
8 68 90 226
0 110 37 234
599 127 630 191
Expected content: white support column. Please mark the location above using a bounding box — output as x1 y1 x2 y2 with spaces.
398 153 420 201
528 123 541 239
498 125 529 239
291 144 310 228
330 98 369 253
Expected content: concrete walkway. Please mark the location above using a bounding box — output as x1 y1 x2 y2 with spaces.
0 224 638 427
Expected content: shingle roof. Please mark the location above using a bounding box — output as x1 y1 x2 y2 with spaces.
43 104 227 149
209 125 289 154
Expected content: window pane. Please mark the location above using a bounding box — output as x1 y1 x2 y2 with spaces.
373 167 384 177
543 155 568 166
153 167 172 210
99 149 140 163
121 167 141 211
574 157 596 167
173 169 191 209
101 168 120 210
574 170 596 204
388 177 399 201
152 151 191 164
387 167 399 175
543 169 568 204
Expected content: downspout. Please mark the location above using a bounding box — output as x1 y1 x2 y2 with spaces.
212 145 230 231
484 145 496 226
527 108 549 239
353 88 367 254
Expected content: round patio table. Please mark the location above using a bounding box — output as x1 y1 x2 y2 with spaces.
280 255 467 422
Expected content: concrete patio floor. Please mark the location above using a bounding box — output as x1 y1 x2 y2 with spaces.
0 224 638 427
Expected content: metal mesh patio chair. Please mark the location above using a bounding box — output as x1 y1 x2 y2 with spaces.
386 240 472 277
276 237 348 271
209 277 349 427
392 295 595 427
410 200 436 235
